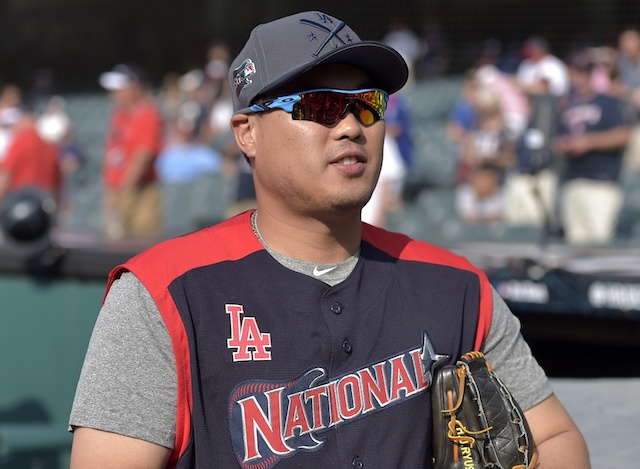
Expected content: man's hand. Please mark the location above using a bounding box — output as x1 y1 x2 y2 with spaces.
554 135 591 157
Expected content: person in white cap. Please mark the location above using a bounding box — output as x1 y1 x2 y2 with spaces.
517 36 569 97
99 63 164 238
0 107 61 206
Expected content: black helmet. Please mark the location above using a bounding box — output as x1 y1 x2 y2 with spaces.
1 186 57 245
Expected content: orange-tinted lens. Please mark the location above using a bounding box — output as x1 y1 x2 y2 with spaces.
292 90 387 126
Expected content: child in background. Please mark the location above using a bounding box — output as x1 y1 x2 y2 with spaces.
456 86 515 223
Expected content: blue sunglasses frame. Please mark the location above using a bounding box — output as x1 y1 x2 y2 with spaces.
238 88 389 126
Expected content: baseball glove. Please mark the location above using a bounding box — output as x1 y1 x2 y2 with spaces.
431 351 538 469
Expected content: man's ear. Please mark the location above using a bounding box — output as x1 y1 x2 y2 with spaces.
230 114 256 157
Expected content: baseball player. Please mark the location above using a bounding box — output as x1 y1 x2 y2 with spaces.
69 11 590 468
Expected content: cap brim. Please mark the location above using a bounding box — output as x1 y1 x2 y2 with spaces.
260 41 408 99
99 71 131 91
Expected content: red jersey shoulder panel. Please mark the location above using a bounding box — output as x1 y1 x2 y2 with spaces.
108 210 261 294
104 210 261 466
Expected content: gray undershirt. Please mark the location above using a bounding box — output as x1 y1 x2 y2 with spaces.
69 240 552 449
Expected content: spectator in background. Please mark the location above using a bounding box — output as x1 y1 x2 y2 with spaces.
0 84 23 111
0 109 17 163
554 49 632 244
155 101 222 184
517 36 569 98
157 72 184 125
204 42 240 177
384 92 415 171
502 88 561 230
498 40 524 75
176 69 211 141
447 69 479 146
456 86 515 224
361 133 406 228
204 40 233 111
476 64 530 140
456 163 504 224
502 36 566 230
0 107 61 205
26 68 58 107
447 69 479 186
616 27 640 175
415 18 451 79
617 27 640 111
588 45 621 96
459 87 516 175
203 41 256 218
503 104 561 230
0 84 23 161
100 64 164 239
383 17 423 85
36 96 85 216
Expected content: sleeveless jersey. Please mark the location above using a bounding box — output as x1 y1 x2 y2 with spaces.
107 211 493 469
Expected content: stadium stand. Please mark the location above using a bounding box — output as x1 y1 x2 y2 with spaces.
47 79 638 248
402 76 462 189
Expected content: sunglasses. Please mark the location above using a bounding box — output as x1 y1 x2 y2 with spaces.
242 88 389 126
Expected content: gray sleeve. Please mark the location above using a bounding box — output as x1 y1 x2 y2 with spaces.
481 287 553 411
69 272 177 449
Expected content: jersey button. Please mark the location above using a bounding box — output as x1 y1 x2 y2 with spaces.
342 339 353 354
330 303 342 314
352 457 364 469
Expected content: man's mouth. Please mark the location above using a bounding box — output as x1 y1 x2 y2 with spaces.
337 156 359 165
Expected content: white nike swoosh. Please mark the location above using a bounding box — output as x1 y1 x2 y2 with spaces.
313 265 338 277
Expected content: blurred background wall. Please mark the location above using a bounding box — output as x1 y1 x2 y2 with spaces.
1 0 639 92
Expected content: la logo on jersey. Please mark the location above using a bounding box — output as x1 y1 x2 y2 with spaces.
227 304 272 361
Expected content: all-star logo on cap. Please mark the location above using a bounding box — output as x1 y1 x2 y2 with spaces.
233 59 257 99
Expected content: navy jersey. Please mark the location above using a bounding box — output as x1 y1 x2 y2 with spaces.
107 211 493 469
559 93 630 182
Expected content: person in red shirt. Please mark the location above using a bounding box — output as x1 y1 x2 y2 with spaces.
100 64 164 238
0 107 61 205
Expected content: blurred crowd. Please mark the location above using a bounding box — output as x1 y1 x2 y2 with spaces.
1 24 640 245
0 40 253 240
442 27 640 245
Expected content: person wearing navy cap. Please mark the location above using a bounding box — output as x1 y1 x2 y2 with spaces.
69 11 589 468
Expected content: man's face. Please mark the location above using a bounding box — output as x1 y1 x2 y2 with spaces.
244 64 386 219
109 83 141 109
568 67 592 96
620 30 640 59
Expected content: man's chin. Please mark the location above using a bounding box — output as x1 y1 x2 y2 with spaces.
315 195 372 217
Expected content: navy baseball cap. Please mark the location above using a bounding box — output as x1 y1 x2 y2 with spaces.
229 11 409 113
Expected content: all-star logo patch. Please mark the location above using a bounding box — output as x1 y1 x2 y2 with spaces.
227 331 448 469
300 12 354 58
233 58 256 99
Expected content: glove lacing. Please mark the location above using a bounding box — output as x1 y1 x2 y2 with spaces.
442 364 493 462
